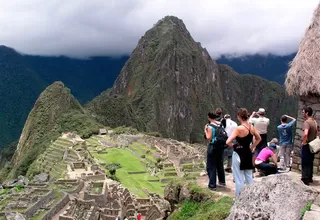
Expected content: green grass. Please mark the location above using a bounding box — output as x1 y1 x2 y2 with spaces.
31 210 47 220
301 201 312 218
92 148 164 197
90 186 103 194
169 197 233 220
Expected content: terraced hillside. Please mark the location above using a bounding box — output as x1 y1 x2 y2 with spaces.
27 136 80 179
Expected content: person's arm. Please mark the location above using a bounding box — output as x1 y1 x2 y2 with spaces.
249 112 256 122
302 121 309 146
226 127 239 147
284 115 296 122
204 125 212 141
250 126 262 152
271 153 277 166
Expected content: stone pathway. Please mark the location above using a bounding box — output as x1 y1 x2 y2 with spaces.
196 170 320 198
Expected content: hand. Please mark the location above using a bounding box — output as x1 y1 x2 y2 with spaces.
252 111 256 115
204 125 208 133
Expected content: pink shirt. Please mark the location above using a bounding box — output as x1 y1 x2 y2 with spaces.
256 147 274 162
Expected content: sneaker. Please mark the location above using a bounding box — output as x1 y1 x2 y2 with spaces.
219 182 226 186
208 187 217 191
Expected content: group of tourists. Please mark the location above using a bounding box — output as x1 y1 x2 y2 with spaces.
204 106 317 198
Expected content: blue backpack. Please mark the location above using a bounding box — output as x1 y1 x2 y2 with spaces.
209 124 228 146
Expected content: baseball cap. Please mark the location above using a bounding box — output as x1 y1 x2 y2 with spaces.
258 108 266 114
269 143 277 150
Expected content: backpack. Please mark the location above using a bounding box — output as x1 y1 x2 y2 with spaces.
209 124 228 146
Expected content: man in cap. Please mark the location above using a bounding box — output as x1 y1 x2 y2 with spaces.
223 114 237 172
249 108 270 167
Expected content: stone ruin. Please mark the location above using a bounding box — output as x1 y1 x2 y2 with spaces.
0 133 206 219
59 181 168 220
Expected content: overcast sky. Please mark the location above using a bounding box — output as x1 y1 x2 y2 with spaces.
0 0 318 58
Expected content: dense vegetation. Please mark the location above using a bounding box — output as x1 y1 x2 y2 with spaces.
0 46 46 149
166 181 233 220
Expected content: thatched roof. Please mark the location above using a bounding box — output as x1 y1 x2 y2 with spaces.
285 4 320 96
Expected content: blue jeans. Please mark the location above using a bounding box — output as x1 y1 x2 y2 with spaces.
256 162 277 176
232 152 253 197
206 144 225 189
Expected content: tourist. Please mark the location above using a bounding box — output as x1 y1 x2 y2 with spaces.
116 216 121 220
224 114 238 173
226 108 261 198
249 108 270 167
137 212 142 220
123 216 128 220
301 107 317 185
254 142 278 176
277 114 296 171
215 108 227 128
204 111 226 190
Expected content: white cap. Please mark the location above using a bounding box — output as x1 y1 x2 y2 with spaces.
258 108 265 114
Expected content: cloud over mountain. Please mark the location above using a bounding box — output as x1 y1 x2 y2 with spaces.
0 0 318 58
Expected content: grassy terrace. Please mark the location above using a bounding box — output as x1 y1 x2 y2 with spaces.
91 148 164 198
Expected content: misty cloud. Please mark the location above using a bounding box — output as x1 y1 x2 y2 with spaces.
0 0 318 58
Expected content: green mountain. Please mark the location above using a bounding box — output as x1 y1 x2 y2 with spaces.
218 64 297 138
0 46 46 149
217 53 296 84
87 16 298 142
5 82 101 179
0 47 125 149
24 55 127 103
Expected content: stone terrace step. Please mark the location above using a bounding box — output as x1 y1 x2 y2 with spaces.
50 143 68 149
46 154 64 161
47 148 66 156
57 137 74 144
66 154 79 161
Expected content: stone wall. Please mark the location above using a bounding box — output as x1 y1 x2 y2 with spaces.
292 96 320 174
41 194 70 220
83 181 107 206
59 216 74 220
67 181 84 194
25 190 54 218
84 174 105 181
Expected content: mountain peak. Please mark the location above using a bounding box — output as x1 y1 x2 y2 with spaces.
147 16 190 40
155 16 188 31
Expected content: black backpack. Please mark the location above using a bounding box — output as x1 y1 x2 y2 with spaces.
209 124 228 146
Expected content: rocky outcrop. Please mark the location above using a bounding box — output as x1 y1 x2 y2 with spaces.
164 180 212 211
3 175 29 188
33 173 49 183
227 174 319 220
